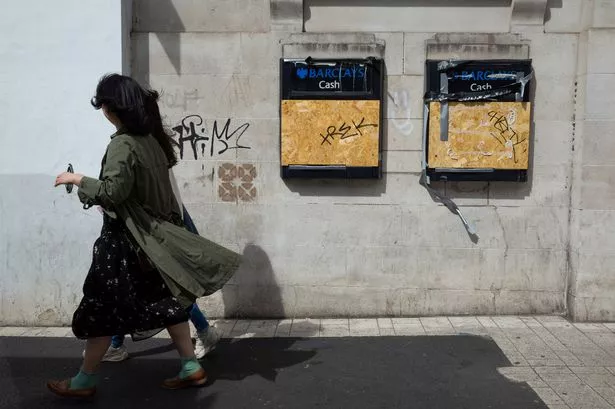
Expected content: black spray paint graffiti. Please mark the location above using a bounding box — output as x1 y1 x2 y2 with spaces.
319 117 378 146
487 110 526 163
172 115 250 160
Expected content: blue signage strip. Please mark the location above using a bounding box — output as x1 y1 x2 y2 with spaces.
281 58 383 100
425 59 533 102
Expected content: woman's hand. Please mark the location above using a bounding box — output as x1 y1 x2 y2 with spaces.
54 172 83 188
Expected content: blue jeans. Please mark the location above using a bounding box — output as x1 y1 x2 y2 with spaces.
182 205 199 235
111 205 208 349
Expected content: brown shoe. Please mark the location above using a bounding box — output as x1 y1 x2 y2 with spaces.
161 368 207 390
47 379 96 398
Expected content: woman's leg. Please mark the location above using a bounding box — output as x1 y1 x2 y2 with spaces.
163 321 207 388
167 321 196 358
188 303 209 332
82 336 113 374
47 336 112 396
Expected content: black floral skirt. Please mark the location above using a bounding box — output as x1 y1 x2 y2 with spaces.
72 215 189 340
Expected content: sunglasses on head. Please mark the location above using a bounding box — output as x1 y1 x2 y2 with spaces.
66 163 74 194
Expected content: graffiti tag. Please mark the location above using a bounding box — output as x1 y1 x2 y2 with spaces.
319 117 378 146
487 110 526 163
172 115 250 160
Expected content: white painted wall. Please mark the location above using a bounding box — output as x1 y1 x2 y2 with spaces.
0 0 129 324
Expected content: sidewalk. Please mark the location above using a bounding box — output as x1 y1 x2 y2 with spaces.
2 316 615 408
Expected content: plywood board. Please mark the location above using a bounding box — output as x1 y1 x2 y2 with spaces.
427 101 531 169
281 100 380 167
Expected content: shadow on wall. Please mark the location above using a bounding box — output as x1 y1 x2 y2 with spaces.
222 244 319 337
283 177 387 197
132 0 184 84
221 244 320 336
545 0 564 22
222 244 284 319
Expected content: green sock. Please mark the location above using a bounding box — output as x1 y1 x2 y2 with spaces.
70 369 98 390
179 357 202 379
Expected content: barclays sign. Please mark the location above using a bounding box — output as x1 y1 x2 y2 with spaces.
451 70 518 81
296 66 367 81
289 61 370 92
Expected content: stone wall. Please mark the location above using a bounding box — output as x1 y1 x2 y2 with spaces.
131 0 595 319
568 0 615 321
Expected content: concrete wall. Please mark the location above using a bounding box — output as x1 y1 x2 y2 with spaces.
568 1 615 321
130 0 587 320
0 0 130 325
2 0 614 324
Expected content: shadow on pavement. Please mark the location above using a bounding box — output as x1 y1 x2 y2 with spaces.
1 335 548 409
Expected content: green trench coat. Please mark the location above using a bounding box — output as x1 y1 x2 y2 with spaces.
77 131 241 307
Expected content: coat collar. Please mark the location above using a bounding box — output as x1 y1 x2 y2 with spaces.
110 128 128 139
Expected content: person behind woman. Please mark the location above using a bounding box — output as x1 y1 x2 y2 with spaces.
50 74 240 398
179 206 221 359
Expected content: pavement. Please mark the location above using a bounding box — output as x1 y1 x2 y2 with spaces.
1 316 615 409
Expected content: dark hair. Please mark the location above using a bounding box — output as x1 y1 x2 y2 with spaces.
91 74 177 167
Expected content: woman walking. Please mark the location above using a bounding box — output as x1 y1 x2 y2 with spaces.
49 74 240 398
96 203 223 363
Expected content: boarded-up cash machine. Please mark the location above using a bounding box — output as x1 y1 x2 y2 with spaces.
424 60 533 182
280 58 384 178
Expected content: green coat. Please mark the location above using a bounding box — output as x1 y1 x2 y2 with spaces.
77 130 240 307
